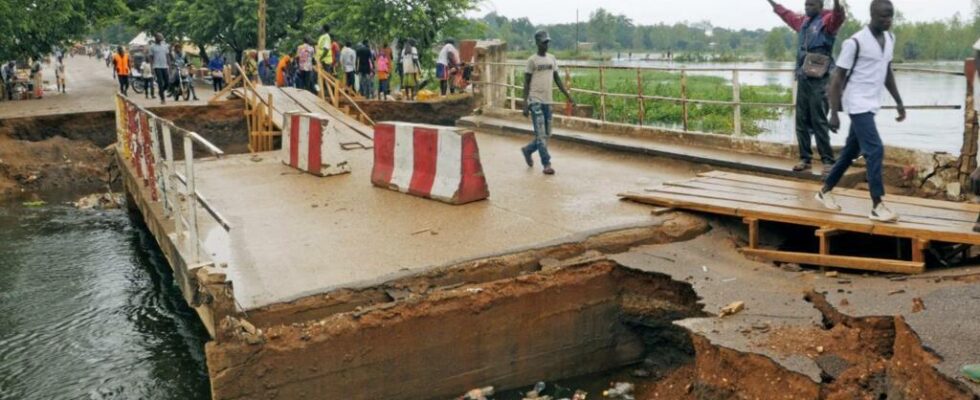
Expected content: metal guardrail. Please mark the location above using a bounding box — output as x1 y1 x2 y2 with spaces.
474 61 965 136
115 93 229 263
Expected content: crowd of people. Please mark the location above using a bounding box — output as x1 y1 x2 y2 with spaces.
260 25 465 101
107 33 201 104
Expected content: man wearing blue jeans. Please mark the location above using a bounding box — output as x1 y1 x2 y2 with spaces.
521 30 574 175
816 0 905 222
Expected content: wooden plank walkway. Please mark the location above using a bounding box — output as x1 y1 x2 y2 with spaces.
231 86 373 149
620 171 980 274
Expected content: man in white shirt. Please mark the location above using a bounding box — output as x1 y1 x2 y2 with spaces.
340 41 357 93
521 30 575 176
816 0 905 222
437 38 459 96
401 39 420 100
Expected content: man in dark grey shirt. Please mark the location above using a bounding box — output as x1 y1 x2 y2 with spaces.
149 33 172 104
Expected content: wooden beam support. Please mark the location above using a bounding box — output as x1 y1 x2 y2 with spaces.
912 239 930 263
744 217 759 249
814 227 843 255
739 248 925 274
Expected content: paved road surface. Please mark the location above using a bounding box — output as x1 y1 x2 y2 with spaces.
0 55 216 119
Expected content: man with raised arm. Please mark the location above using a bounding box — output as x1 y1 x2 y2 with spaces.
767 0 845 174
815 0 905 223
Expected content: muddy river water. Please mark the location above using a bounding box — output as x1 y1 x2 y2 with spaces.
0 205 211 399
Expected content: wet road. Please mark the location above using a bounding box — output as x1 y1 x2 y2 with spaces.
0 206 210 399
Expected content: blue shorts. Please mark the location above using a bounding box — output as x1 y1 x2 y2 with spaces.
436 63 448 80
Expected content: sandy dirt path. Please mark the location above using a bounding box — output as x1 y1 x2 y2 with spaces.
0 55 219 119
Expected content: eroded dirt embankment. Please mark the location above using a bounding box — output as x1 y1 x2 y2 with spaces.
0 102 247 202
639 290 977 400
357 94 475 126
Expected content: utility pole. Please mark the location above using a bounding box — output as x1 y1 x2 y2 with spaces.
575 9 579 55
258 0 266 52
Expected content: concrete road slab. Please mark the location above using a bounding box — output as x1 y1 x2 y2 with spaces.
191 131 705 309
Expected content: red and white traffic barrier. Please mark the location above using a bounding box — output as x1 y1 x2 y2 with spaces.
282 112 351 177
371 122 489 205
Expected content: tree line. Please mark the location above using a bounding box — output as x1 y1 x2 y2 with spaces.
6 0 977 64
8 0 478 66
459 3 980 62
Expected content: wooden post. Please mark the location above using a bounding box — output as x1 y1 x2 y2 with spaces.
959 58 978 189
266 93 274 151
599 66 607 122
744 218 759 249
680 70 689 131
636 68 644 127
508 66 515 110
257 0 266 52
184 135 199 262
564 67 573 116
732 69 742 136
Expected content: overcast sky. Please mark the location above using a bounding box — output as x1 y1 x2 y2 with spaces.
470 0 977 30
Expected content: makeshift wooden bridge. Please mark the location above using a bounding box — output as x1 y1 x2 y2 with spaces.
621 171 980 274
210 64 374 153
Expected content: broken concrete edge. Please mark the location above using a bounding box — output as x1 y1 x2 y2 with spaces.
476 108 971 199
675 289 977 399
204 259 707 400
242 211 712 329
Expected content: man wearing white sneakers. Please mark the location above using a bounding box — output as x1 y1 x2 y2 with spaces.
816 0 905 222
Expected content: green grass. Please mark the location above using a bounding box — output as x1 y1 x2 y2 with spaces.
510 68 791 135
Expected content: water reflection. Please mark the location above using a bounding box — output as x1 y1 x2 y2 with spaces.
0 206 210 400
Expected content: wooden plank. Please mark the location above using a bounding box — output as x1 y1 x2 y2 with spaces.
663 181 973 228
280 88 374 141
700 170 980 213
620 190 980 245
739 248 925 274
690 177 976 224
647 185 972 231
650 207 675 216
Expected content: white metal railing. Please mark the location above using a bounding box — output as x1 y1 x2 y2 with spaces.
115 93 229 263
473 61 966 136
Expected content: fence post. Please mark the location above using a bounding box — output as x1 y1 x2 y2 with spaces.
599 66 607 122
183 135 199 262
959 57 978 187
564 67 573 116
680 70 689 132
508 66 516 111
733 69 742 136
637 68 644 127
161 123 175 218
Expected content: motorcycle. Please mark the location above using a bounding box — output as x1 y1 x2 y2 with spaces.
168 65 197 101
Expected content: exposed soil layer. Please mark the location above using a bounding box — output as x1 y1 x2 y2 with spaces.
357 94 475 126
206 260 707 400
632 290 977 400
0 102 247 202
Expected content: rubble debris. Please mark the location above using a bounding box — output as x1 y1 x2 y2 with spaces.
73 192 124 210
523 381 549 399
460 386 494 400
602 382 634 399
888 289 906 295
718 301 745 317
630 368 651 378
572 389 588 400
911 297 926 313
825 271 839 278
962 364 980 383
